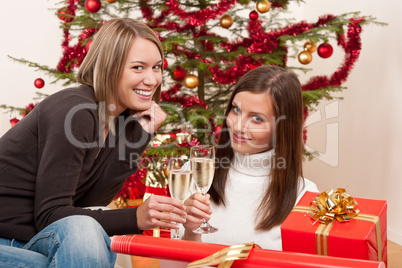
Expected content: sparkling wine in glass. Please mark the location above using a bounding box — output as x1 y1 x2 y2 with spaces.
168 157 193 239
190 145 218 234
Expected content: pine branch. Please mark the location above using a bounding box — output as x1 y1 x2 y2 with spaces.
8 56 60 75
302 86 345 110
0 104 24 115
8 55 78 87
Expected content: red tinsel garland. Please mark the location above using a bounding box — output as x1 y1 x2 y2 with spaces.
161 84 208 108
56 0 77 73
141 0 236 28
57 28 98 73
165 0 236 26
115 168 147 200
56 0 99 73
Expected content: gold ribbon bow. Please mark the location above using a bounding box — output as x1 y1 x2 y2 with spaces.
309 188 359 223
187 243 261 268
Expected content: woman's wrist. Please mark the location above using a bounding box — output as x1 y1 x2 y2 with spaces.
182 230 202 242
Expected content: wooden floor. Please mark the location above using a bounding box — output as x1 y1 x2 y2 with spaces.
388 241 402 268
129 241 402 268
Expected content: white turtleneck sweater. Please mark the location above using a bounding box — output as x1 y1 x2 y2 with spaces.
201 149 319 250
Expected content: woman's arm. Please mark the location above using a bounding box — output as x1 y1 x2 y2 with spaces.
33 96 100 232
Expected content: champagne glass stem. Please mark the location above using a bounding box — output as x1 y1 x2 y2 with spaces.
170 212 180 239
192 192 218 234
200 193 209 226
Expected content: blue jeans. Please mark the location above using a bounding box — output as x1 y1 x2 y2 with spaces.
0 215 116 267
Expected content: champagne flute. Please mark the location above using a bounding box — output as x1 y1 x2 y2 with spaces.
190 145 218 234
168 157 193 239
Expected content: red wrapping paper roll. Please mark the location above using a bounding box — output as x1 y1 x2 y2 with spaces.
111 235 385 268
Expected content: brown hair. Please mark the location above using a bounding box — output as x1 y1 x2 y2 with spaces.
77 18 163 132
209 65 304 230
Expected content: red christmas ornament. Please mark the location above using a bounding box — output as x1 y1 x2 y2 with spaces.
317 43 334 58
172 66 187 81
86 39 93 52
204 41 214 51
249 63 261 70
57 7 73 22
34 78 45 89
163 59 168 69
214 125 222 143
10 118 19 127
85 0 101 13
249 10 259 20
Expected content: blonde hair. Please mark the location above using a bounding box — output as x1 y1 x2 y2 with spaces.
77 18 164 132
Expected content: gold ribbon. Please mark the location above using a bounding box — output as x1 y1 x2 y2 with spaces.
292 190 383 261
309 188 359 223
355 213 382 261
315 220 335 256
186 243 261 268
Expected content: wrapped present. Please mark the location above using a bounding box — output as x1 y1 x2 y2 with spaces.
111 235 385 268
281 190 387 266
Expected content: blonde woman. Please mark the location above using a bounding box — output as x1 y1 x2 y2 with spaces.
0 18 185 267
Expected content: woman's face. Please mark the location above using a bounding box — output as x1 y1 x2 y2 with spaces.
226 91 275 155
115 37 163 115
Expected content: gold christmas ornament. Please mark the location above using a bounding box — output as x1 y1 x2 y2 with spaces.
163 166 169 177
105 0 118 3
304 40 317 53
184 74 199 88
220 14 233 29
256 0 271 13
298 50 312 65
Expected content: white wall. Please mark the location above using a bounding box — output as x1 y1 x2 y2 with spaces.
0 0 62 109
290 0 402 246
1 1 401 245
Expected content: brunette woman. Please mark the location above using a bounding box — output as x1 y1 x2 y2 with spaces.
182 65 319 250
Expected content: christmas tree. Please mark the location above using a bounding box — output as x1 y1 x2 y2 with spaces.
3 0 382 201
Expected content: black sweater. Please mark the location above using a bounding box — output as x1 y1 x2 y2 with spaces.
0 85 152 242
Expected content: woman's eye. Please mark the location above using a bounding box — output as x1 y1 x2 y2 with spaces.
153 64 162 70
252 115 263 123
233 106 241 114
132 66 144 71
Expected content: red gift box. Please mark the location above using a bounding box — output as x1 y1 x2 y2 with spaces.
111 235 385 268
281 191 387 266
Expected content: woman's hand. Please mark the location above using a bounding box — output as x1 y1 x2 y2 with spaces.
135 101 167 134
182 193 212 241
136 195 186 231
